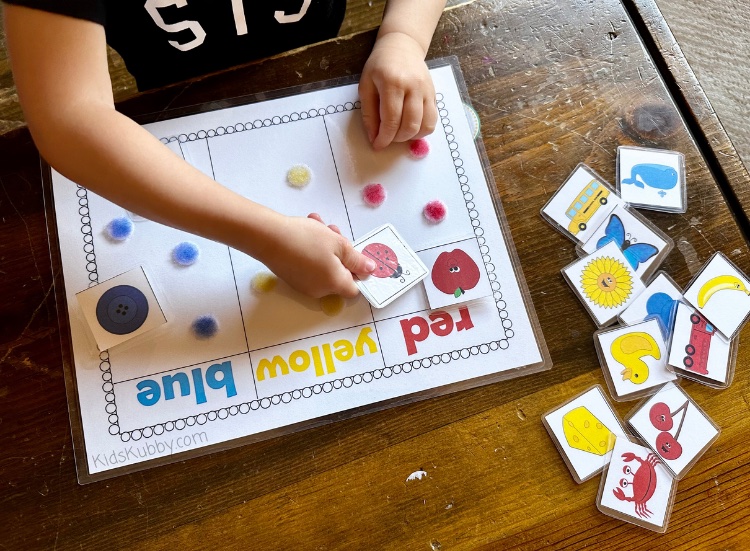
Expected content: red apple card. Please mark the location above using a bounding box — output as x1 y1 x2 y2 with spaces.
419 237 493 310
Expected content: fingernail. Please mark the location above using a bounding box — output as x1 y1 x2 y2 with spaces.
364 259 377 272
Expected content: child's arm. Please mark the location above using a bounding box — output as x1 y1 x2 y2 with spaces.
4 5 376 299
359 0 446 150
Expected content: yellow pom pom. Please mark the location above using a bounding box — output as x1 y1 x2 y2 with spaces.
286 164 312 188
251 271 277 294
319 294 344 316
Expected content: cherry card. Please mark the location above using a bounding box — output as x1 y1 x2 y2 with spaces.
577 204 673 280
418 238 493 310
542 385 630 483
594 319 676 401
617 146 686 213
541 163 623 244
683 251 750 339
618 271 683 339
668 302 736 388
626 382 720 479
562 241 646 327
353 224 429 308
597 437 676 533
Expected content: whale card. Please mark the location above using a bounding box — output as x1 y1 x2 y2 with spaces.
667 302 736 388
577 204 673 280
541 163 623 245
594 319 676 401
617 146 686 213
597 436 676 533
618 271 683 340
626 382 720 480
682 251 750 339
542 385 630 483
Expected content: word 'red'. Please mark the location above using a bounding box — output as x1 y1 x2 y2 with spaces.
400 306 474 355
137 361 237 407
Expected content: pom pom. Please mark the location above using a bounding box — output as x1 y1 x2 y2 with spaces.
319 294 344 317
172 241 200 266
409 138 430 159
362 183 386 207
286 164 313 188
106 217 134 241
192 314 219 339
423 200 447 223
251 271 278 294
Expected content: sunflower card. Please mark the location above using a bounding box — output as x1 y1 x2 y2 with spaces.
577 204 673 281
594 319 676 402
562 241 646 327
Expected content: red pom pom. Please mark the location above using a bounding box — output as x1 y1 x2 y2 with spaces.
423 200 447 223
409 138 430 159
362 183 386 207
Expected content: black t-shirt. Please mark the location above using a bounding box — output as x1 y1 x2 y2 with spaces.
3 0 346 89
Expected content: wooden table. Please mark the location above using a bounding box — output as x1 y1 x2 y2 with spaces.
2 0 749 548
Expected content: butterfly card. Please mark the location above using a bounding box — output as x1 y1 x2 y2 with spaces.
626 382 719 480
618 271 683 340
617 146 686 213
594 319 676 401
541 163 623 244
542 385 630 483
578 204 672 281
682 251 750 339
562 241 646 327
597 436 676 533
667 302 737 388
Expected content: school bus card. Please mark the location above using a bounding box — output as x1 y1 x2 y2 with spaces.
541 163 623 244
617 146 686 213
45 61 549 481
618 271 683 340
542 385 629 483
626 382 720 480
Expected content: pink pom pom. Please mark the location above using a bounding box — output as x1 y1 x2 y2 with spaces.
362 183 387 207
409 138 430 159
423 200 447 223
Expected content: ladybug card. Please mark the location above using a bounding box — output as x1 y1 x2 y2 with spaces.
76 266 167 351
541 163 623 245
597 436 676 533
353 223 429 308
542 385 629 483
594 319 676 402
418 237 493 310
616 146 686 213
577 204 673 280
682 251 750 340
618 271 683 340
626 382 720 479
668 302 735 387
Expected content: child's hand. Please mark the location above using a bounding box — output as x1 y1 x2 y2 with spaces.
359 32 438 151
260 213 376 298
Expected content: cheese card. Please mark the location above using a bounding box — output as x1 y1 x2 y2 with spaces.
354 224 429 308
682 251 750 339
542 385 629 483
618 271 683 340
626 382 720 479
617 146 686 213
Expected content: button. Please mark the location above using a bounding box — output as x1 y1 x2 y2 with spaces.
96 285 149 335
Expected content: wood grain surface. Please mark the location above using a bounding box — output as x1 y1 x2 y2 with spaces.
1 1 749 549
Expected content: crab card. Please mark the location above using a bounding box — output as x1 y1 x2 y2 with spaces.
626 382 720 479
541 163 623 244
562 241 646 327
577 204 673 280
667 302 736 387
418 237 493 310
353 224 429 308
617 146 686 213
683 252 750 339
594 319 676 401
542 386 629 483
618 271 683 340
597 437 677 533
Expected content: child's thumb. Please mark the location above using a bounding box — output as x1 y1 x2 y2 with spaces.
340 244 377 276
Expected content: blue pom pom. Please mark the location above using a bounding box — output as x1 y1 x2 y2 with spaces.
192 315 218 339
172 241 200 266
107 217 134 241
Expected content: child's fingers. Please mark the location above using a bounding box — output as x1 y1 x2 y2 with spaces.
328 224 342 235
393 92 423 143
307 212 324 224
372 87 404 150
413 96 438 139
339 241 377 276
359 79 380 144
